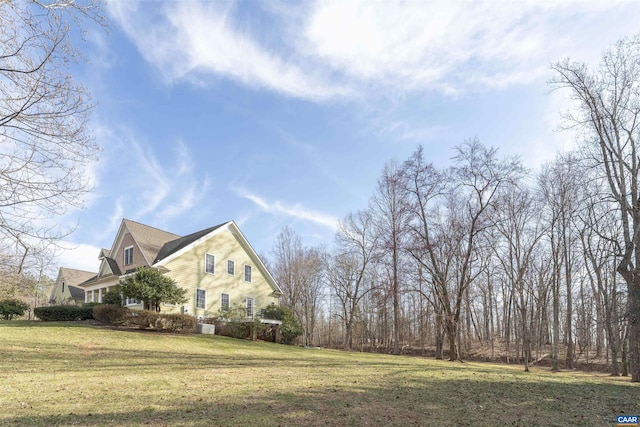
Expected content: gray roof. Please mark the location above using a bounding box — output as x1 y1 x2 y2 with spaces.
59 267 96 286
122 219 181 265
105 257 121 276
154 223 226 263
68 285 85 301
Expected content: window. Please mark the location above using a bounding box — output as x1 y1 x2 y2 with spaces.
220 293 230 311
227 260 235 275
246 297 254 318
124 246 134 265
62 282 65 293
125 297 138 305
195 289 206 309
244 264 252 283
205 253 215 274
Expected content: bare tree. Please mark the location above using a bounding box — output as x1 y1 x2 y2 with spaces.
538 155 581 370
401 141 521 361
271 226 324 346
326 210 379 350
493 187 546 372
371 160 409 355
0 0 103 278
551 35 640 381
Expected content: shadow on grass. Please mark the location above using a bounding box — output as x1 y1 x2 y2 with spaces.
3 376 637 427
2 323 638 427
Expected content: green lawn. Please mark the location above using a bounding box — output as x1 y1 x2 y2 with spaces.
1 321 637 426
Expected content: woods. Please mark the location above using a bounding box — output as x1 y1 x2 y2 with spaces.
271 36 640 381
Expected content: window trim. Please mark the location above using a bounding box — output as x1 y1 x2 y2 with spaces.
125 297 139 306
220 292 230 312
124 246 134 266
244 264 252 283
246 297 254 318
205 253 215 275
227 259 235 276
195 288 206 310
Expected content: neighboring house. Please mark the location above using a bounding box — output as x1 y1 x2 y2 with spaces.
50 267 97 305
78 218 282 317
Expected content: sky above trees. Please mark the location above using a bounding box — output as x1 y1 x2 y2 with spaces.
58 0 640 272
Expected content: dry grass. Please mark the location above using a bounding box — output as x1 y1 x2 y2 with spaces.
1 321 638 426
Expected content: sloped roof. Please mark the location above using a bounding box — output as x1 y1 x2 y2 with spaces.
154 223 226 263
123 219 180 265
68 285 85 300
60 267 96 286
105 257 121 276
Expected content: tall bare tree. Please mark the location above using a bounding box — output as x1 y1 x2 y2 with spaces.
538 154 581 370
371 160 409 355
326 210 379 350
0 0 103 279
493 187 546 372
401 141 521 361
551 35 640 381
271 226 324 346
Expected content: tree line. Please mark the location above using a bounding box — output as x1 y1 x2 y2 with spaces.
270 35 640 382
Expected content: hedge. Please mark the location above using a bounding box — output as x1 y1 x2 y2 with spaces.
131 310 196 332
34 305 94 321
93 304 130 325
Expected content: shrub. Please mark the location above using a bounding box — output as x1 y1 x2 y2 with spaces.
262 305 302 345
34 305 94 321
93 304 129 325
102 288 124 306
132 310 196 332
0 299 30 320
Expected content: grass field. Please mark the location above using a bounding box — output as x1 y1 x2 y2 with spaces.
1 321 638 426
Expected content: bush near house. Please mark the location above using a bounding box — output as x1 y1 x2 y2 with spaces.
262 305 302 345
209 304 266 340
101 288 124 306
0 298 30 320
93 304 130 325
131 310 196 332
34 305 94 321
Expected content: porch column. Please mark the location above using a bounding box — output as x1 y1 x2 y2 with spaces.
98 288 103 303
85 291 88 303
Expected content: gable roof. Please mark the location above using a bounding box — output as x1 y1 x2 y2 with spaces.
153 221 283 296
67 285 85 300
59 267 96 286
120 219 180 265
105 257 121 276
154 223 226 263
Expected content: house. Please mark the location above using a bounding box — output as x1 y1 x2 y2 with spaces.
77 219 282 317
49 267 96 305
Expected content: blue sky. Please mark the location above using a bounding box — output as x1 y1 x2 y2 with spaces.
57 0 640 273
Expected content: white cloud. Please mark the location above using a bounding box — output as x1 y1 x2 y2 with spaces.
106 197 124 235
107 0 640 102
108 0 349 101
56 241 102 273
302 0 637 93
235 187 339 230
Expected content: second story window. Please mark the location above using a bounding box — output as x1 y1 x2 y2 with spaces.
205 253 215 274
244 264 252 283
124 246 133 265
227 260 235 275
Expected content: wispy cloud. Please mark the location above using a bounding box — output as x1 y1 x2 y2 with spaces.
109 0 639 100
234 187 338 230
95 128 208 227
108 0 349 101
